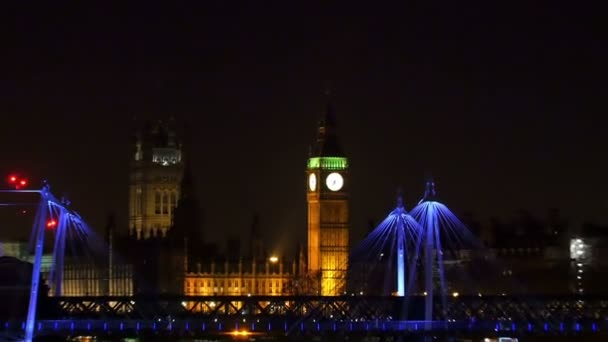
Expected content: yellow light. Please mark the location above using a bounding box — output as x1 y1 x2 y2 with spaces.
232 330 250 336
423 291 427 296
452 292 459 298
269 256 278 263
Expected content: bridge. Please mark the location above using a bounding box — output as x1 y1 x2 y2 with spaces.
2 318 606 339
42 294 608 322
3 181 608 340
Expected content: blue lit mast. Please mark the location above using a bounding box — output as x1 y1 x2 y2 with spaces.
420 179 438 325
395 190 406 297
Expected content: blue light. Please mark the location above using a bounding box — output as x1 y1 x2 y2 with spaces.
575 323 580 332
87 322 91 331
54 322 58 330
252 323 256 331
349 322 353 331
104 322 108 331
218 322 222 331
301 322 304 332
120 322 124 331
70 322 74 331
185 322 189 330
333 323 337 331
284 321 288 332
22 185 95 342
317 323 320 331
22 322 25 330
528 323 532 332
202 323 206 331
38 322 42 331
560 322 564 332
366 323 369 331
511 323 516 331
592 323 597 332
267 322 271 331
153 322 156 331
136 322 140 331
544 323 548 331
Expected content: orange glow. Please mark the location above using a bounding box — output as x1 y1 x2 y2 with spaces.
231 330 250 336
47 219 57 228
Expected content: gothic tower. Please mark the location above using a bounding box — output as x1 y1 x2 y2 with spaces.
129 118 183 239
306 101 349 296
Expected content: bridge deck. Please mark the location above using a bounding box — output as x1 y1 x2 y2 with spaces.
2 319 607 337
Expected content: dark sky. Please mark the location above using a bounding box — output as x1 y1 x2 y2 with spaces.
1 3 606 255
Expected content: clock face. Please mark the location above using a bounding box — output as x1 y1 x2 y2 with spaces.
308 173 317 191
325 172 344 191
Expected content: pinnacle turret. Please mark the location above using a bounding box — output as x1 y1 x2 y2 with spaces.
310 97 344 157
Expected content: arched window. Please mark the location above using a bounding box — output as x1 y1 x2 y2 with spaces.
155 191 161 214
162 192 169 214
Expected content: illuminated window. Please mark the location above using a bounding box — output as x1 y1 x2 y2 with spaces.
155 191 161 214
162 193 169 214
135 187 142 215
171 192 177 210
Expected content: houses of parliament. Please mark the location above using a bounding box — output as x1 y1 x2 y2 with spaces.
60 103 350 297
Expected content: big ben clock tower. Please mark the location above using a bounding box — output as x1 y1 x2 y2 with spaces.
306 101 349 296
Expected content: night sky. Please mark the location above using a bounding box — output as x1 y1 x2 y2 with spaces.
1 3 606 255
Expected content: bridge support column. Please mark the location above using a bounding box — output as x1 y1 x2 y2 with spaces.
25 195 49 342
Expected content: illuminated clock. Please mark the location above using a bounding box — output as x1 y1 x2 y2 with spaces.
308 173 317 191
325 172 344 191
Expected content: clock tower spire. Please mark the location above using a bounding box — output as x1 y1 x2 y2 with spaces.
306 98 349 296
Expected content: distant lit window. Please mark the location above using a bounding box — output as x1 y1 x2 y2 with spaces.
152 148 181 166
155 191 161 214
162 193 169 214
171 192 177 210
570 238 588 260
135 187 142 215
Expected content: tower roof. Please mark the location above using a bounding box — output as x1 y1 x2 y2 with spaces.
135 118 180 149
310 100 344 157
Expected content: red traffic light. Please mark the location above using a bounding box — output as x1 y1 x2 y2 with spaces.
19 179 27 186
8 175 17 183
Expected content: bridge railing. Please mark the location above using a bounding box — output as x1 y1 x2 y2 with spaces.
41 294 608 323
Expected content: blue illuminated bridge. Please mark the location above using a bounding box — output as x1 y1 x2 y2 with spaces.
3 294 608 339
3 182 608 340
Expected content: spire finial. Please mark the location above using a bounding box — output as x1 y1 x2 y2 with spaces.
323 81 332 97
396 187 404 208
